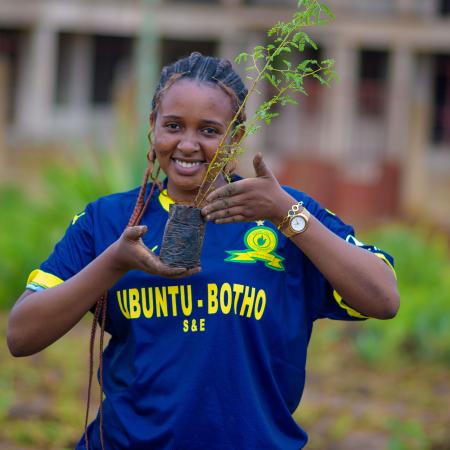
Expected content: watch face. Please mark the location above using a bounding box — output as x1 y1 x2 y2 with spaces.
291 215 306 232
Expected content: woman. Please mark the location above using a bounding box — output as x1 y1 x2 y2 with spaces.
7 53 399 449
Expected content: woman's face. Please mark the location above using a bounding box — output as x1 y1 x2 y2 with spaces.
152 78 235 202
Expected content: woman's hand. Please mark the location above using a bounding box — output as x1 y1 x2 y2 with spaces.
201 153 291 225
111 226 200 278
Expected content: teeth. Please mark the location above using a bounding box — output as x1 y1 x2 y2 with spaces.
175 159 202 169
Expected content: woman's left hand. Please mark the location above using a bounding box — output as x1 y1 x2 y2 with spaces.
201 153 291 225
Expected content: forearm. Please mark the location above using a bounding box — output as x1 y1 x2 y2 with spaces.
7 244 125 356
292 216 398 318
271 195 399 319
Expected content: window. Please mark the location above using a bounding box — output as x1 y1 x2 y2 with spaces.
431 54 450 146
357 50 389 118
439 0 450 15
160 38 217 68
91 35 133 105
55 33 72 105
0 29 21 124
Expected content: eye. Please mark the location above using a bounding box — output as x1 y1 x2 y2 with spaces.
202 127 219 136
165 122 180 131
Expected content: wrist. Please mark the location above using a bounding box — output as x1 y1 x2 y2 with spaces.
103 241 129 276
268 191 297 227
270 194 312 238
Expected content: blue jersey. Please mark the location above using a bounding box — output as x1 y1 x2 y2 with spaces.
26 182 394 450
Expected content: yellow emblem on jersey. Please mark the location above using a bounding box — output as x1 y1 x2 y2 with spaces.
225 226 285 271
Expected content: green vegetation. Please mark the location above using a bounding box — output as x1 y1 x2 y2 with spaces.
0 314 96 449
355 225 450 366
0 140 144 310
1 1 449 446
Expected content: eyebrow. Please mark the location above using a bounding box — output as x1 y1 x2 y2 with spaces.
161 115 224 127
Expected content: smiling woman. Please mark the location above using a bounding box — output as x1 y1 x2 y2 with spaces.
7 52 399 450
152 79 235 202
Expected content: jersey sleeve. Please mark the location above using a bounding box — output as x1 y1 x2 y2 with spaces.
26 204 95 291
284 187 396 321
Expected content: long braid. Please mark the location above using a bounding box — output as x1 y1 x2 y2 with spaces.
98 294 107 450
84 296 103 449
128 167 152 227
85 52 248 449
85 142 160 450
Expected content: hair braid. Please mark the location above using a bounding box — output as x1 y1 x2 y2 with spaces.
85 151 161 450
98 294 107 450
85 51 247 449
84 296 104 450
152 52 248 118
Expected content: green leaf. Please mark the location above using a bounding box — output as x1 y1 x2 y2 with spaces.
321 58 335 66
320 3 336 20
234 52 248 64
293 32 305 43
304 35 318 50
313 73 327 85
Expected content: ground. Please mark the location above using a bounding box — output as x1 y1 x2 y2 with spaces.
1 315 449 449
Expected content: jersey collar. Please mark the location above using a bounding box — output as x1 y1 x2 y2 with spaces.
158 188 174 212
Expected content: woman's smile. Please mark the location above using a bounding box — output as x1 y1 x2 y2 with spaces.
172 158 205 174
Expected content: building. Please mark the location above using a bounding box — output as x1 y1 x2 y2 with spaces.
1 0 450 227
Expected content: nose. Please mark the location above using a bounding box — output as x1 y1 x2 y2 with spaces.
176 132 200 154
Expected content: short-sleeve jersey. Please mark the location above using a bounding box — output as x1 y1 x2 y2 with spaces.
26 182 394 450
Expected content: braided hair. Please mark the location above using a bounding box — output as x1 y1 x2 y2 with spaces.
152 51 247 122
85 53 247 449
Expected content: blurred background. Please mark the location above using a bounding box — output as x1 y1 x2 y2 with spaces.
1 0 449 449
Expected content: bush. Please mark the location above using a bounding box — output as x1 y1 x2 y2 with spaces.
0 141 146 310
354 225 450 365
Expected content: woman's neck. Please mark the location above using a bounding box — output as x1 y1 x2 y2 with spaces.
166 174 227 206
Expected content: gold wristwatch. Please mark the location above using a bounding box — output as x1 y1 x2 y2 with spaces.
278 202 311 238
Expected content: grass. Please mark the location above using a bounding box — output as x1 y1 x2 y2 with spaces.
296 320 450 449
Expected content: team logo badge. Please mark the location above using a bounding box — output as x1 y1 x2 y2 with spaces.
225 226 285 271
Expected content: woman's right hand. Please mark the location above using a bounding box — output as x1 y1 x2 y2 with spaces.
111 226 200 278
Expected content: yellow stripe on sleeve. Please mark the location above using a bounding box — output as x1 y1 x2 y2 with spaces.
332 252 395 319
374 252 397 279
27 269 64 289
332 290 368 319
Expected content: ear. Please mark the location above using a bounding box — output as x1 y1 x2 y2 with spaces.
149 111 156 130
